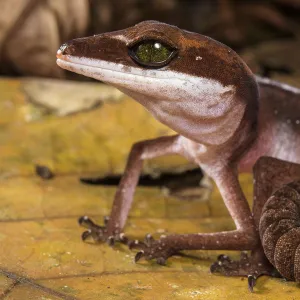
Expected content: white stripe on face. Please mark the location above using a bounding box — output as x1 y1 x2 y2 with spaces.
57 56 235 115
57 55 241 144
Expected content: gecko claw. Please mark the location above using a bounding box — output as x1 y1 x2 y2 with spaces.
248 275 256 293
128 239 144 250
217 254 231 263
78 216 104 231
210 254 233 273
156 257 166 265
81 230 92 241
144 233 154 246
211 251 279 292
78 215 129 246
104 216 110 225
107 236 115 247
135 250 145 263
129 233 177 264
78 215 94 228
119 233 129 244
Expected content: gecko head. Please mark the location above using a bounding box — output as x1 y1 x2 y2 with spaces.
56 21 180 79
56 20 248 88
57 21 258 145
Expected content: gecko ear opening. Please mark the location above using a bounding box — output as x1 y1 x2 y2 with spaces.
128 40 177 68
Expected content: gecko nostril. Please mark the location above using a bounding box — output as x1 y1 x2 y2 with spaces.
57 43 68 58
59 43 68 54
57 42 77 57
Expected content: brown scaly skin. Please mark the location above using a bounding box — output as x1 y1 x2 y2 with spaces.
56 21 300 291
211 157 300 291
256 158 300 282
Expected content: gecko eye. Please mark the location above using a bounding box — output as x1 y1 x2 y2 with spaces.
129 40 177 68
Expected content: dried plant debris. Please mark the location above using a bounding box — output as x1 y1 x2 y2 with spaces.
22 78 123 117
35 165 54 180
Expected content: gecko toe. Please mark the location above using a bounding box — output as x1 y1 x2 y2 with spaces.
107 236 115 247
78 216 104 231
135 250 145 263
119 233 129 244
78 215 93 227
104 216 110 225
128 239 145 250
78 215 129 246
81 230 92 241
129 233 177 265
128 234 154 250
211 252 279 292
248 275 256 293
144 233 154 246
156 257 167 265
217 254 232 263
210 254 235 274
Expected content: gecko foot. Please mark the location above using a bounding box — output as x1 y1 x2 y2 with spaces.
129 234 178 265
78 216 128 246
210 252 280 292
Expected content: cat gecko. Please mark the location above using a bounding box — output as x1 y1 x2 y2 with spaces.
56 21 300 291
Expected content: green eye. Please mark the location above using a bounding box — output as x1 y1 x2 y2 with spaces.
129 40 177 68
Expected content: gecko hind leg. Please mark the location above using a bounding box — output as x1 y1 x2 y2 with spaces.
211 157 300 290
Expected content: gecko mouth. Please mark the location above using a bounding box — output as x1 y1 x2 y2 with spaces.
56 49 174 81
56 50 130 77
56 48 235 106
57 48 215 90
55 48 239 145
57 56 131 78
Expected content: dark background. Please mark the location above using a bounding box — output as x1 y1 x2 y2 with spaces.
0 0 299 84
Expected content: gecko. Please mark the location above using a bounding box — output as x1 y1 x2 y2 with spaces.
56 21 300 291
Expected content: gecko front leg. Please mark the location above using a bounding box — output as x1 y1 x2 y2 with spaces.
132 166 260 263
79 135 182 245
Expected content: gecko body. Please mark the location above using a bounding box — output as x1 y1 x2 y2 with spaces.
56 21 300 289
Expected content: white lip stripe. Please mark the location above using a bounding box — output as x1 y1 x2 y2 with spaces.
56 57 235 118
57 56 235 103
57 55 240 145
57 54 225 85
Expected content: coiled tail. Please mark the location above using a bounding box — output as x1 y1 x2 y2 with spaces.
259 181 300 281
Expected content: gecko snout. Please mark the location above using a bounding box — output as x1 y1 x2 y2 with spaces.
56 34 119 61
56 40 82 58
56 43 69 58
56 34 99 59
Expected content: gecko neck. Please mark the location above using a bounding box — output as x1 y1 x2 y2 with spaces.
117 77 245 147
